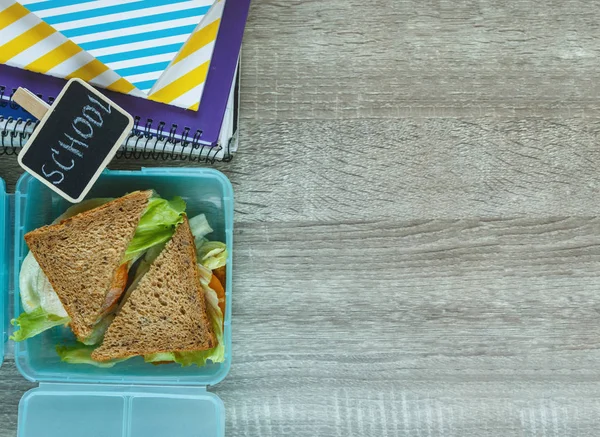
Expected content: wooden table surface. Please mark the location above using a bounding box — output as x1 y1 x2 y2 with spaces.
2 1 600 435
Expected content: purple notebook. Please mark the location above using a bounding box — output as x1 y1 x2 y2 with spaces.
0 0 251 148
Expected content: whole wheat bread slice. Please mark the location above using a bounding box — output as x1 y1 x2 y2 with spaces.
25 190 152 340
92 217 216 361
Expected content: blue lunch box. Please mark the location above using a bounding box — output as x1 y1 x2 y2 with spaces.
0 168 234 437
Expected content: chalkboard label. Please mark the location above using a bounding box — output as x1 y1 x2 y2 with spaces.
18 78 133 203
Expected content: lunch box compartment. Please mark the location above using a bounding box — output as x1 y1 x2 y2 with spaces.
1 168 234 437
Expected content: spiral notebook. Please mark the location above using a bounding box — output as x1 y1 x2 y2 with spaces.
0 62 239 162
0 0 250 163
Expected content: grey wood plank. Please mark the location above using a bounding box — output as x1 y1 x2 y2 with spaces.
230 118 600 221
230 218 600 370
0 363 34 437
243 0 600 120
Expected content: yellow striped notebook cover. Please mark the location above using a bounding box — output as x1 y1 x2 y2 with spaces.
0 0 225 110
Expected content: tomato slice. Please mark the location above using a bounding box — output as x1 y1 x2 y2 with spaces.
213 266 226 289
98 263 128 318
209 273 226 316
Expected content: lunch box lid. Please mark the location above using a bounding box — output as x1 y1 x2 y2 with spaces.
1 169 233 437
18 383 225 437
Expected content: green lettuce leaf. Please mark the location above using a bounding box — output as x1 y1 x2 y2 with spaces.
197 241 228 270
56 345 128 368
79 315 115 346
143 352 177 364
189 214 228 270
123 196 186 263
10 307 70 342
188 214 213 241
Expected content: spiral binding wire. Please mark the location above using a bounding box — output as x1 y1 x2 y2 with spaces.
0 86 233 163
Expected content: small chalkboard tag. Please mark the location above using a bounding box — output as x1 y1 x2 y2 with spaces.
16 78 133 203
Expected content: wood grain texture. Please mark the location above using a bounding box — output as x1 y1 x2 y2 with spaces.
242 0 600 120
3 0 600 436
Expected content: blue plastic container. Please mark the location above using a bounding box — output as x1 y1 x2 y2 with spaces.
0 168 234 437
0 177 6 368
